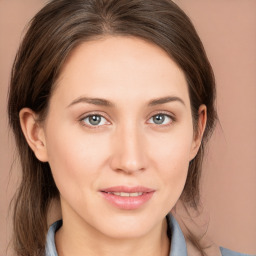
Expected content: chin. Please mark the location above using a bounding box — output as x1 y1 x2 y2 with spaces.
92 212 163 239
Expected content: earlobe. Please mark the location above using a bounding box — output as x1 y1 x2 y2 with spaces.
19 108 48 162
190 105 207 160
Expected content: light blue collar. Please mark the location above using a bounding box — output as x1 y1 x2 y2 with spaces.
45 215 251 256
168 214 188 256
45 214 187 256
45 220 61 256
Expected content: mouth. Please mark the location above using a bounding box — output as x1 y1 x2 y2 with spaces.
104 192 144 197
100 186 155 210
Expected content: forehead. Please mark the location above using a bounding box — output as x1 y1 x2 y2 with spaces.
53 36 190 107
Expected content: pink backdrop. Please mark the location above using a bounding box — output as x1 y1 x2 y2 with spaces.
0 0 255 255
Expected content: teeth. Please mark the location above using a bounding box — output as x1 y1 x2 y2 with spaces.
120 192 129 197
108 192 143 197
130 192 143 196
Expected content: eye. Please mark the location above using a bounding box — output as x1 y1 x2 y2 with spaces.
81 114 109 127
148 113 173 125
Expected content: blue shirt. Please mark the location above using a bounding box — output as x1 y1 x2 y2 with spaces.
45 215 253 256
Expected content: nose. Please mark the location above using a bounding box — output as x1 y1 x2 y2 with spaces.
109 125 147 174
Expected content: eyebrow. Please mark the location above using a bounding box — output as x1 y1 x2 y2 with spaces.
67 97 115 108
148 96 185 107
67 96 185 108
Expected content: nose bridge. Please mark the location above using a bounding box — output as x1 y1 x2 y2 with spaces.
110 121 146 173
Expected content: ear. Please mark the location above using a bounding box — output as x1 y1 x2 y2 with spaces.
189 104 207 161
19 108 48 162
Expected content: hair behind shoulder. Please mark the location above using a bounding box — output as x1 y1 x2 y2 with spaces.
8 0 217 255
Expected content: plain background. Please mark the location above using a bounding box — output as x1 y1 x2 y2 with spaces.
0 0 255 255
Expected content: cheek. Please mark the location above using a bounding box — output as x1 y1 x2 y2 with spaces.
44 121 110 196
158 143 190 190
149 127 193 202
151 124 193 170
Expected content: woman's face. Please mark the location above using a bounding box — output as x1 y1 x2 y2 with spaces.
39 36 203 238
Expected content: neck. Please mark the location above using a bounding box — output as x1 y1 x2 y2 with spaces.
55 210 170 256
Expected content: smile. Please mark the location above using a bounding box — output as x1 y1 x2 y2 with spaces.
100 186 155 210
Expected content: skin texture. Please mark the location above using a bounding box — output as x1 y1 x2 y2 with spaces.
20 36 206 256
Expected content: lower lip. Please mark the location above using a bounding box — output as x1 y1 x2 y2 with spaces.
100 192 155 210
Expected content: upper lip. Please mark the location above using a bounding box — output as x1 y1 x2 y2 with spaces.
100 186 155 193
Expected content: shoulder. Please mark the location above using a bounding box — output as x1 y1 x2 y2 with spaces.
167 214 254 256
220 247 255 256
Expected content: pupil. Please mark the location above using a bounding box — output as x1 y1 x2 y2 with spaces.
154 114 165 124
89 115 101 125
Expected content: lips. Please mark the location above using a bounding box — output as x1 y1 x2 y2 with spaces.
100 186 155 210
101 186 154 193
105 192 143 197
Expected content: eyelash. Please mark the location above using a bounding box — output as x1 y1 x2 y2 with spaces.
79 111 175 129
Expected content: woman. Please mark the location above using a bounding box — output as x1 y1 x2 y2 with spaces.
7 0 251 255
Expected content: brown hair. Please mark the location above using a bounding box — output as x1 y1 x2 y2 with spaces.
8 0 216 255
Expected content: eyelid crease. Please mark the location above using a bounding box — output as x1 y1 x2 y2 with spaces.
146 110 176 122
78 111 110 121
